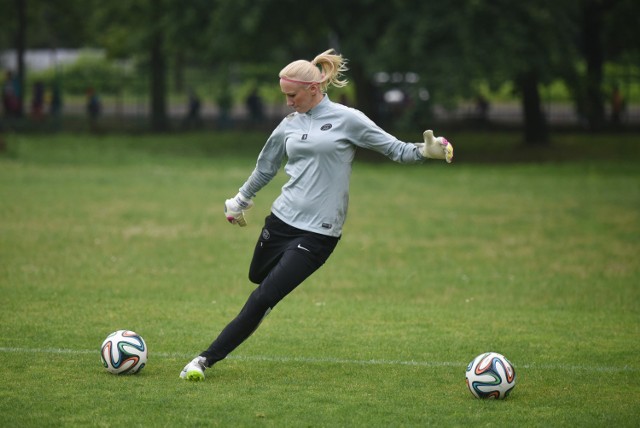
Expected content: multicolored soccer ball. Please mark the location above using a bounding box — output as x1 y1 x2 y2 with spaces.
100 330 147 374
465 352 516 399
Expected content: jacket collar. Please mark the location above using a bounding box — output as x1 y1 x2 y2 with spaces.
305 94 331 117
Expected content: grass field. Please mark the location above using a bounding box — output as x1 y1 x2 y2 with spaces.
1 131 639 426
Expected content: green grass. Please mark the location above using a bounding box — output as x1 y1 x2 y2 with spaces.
1 132 639 426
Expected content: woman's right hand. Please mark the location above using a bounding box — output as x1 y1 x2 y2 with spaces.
224 193 254 227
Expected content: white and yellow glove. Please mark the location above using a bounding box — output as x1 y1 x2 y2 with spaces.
224 192 254 227
420 130 453 163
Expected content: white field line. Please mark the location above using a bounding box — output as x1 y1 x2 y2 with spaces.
0 347 637 373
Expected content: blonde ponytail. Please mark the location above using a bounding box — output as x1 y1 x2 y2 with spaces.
279 49 349 92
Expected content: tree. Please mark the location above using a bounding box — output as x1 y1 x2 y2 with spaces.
318 0 397 123
580 0 611 131
406 0 578 145
333 0 576 144
202 0 414 123
90 1 166 131
1 0 27 118
5 0 637 136
578 0 640 130
0 0 95 118
148 0 168 131
375 0 480 127
89 0 216 131
16 0 26 118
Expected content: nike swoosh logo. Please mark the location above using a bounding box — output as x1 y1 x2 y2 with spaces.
297 244 310 252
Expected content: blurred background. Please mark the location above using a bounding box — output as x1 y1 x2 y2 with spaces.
1 0 639 144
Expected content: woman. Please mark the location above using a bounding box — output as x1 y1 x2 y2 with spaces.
181 49 453 381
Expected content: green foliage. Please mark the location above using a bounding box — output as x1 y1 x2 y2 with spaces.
1 133 639 426
0 0 92 50
29 52 133 96
604 0 640 61
6 0 640 137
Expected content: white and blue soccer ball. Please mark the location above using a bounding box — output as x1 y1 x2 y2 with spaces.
100 330 147 374
465 352 516 399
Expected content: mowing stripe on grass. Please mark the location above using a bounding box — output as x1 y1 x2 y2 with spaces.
1 346 637 373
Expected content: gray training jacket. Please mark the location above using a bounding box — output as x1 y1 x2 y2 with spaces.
239 95 426 237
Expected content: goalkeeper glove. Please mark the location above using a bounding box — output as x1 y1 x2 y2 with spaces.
224 192 254 227
420 130 453 163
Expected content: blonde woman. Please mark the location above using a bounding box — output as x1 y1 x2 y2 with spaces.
181 49 453 381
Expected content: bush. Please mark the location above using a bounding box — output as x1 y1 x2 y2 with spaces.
29 51 133 96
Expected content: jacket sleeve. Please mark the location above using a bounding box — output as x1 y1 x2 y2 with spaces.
347 109 425 164
239 119 288 198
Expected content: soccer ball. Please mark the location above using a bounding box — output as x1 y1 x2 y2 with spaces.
100 330 147 374
465 352 516 399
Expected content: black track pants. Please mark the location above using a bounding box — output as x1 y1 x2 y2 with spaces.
201 214 339 366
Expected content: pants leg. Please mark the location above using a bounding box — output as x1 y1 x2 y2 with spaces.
200 215 339 366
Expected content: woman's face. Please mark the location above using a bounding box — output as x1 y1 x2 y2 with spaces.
280 79 321 113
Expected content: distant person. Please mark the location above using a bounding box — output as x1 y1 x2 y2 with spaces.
47 81 63 130
2 71 20 118
30 81 45 120
475 95 489 122
245 87 264 125
216 87 233 130
180 49 454 381
86 87 101 131
611 84 624 125
183 89 202 129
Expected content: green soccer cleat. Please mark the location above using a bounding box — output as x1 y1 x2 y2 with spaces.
180 356 207 381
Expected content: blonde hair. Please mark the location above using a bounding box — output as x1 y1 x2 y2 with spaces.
279 49 349 92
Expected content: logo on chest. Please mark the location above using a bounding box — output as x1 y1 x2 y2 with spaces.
301 124 332 141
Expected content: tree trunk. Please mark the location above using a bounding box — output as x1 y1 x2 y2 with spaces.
582 0 606 131
173 51 184 94
149 0 168 132
350 63 380 125
518 71 549 146
15 0 26 118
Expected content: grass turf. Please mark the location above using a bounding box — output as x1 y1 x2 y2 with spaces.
0 131 638 426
